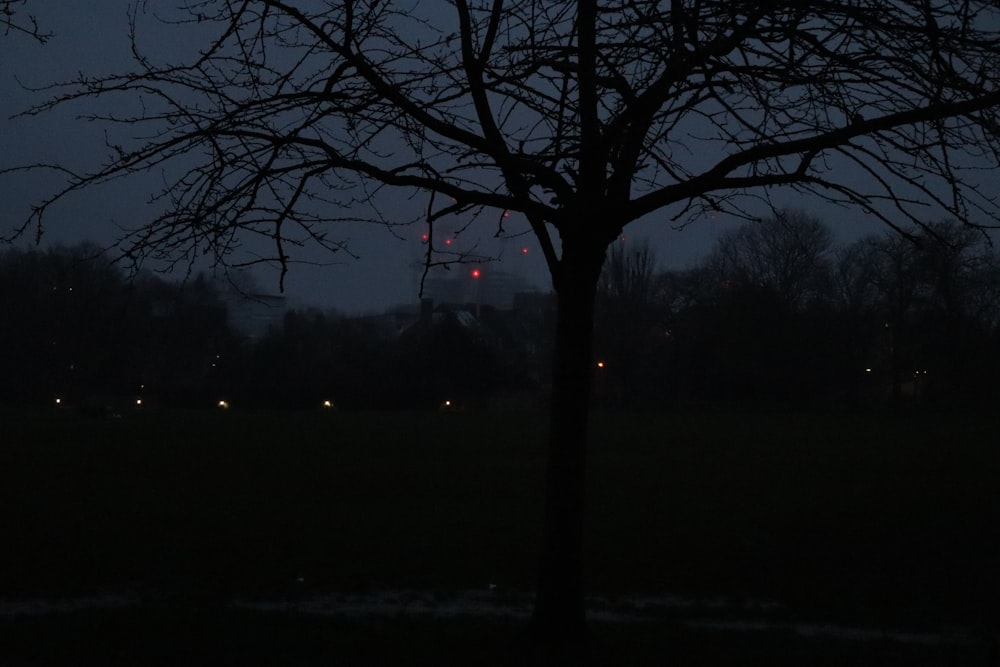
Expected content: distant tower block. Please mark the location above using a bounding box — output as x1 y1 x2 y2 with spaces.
423 268 531 309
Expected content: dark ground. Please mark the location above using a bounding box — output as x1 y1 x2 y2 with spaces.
1 406 997 664
2 606 996 666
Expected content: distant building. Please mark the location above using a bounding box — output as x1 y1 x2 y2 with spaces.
356 303 424 340
422 267 532 309
222 291 289 338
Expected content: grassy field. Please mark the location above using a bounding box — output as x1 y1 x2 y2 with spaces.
1 406 998 664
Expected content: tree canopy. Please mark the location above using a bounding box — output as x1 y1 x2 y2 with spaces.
12 1 1000 272
708 209 834 308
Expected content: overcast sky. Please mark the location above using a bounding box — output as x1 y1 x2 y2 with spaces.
2 3 890 313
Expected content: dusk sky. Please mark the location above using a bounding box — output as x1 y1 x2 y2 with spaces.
2 3 907 313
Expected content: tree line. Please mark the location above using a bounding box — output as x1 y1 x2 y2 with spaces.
0 244 236 409
0 244 539 411
5 212 997 412
595 210 1000 409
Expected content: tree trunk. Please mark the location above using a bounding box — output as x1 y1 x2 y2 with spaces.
530 240 605 646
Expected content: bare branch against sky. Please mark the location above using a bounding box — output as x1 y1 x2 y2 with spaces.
1 0 49 43
7 2 1000 273
4 0 1000 644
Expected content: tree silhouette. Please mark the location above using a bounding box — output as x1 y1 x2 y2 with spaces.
1 0 48 42
9 0 1000 645
595 239 669 405
707 209 834 309
0 245 239 407
0 244 127 405
839 221 1000 406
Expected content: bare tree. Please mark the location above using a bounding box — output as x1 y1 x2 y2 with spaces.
8 0 1000 645
834 239 882 318
708 209 834 308
1 0 48 42
844 221 1000 403
595 239 668 403
599 239 660 309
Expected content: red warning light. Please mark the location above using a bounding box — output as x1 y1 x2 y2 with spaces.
521 247 529 254
471 269 481 278
445 238 453 245
421 233 429 241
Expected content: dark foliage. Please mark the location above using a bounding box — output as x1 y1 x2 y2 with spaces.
5 223 999 412
594 215 1000 409
0 245 235 409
